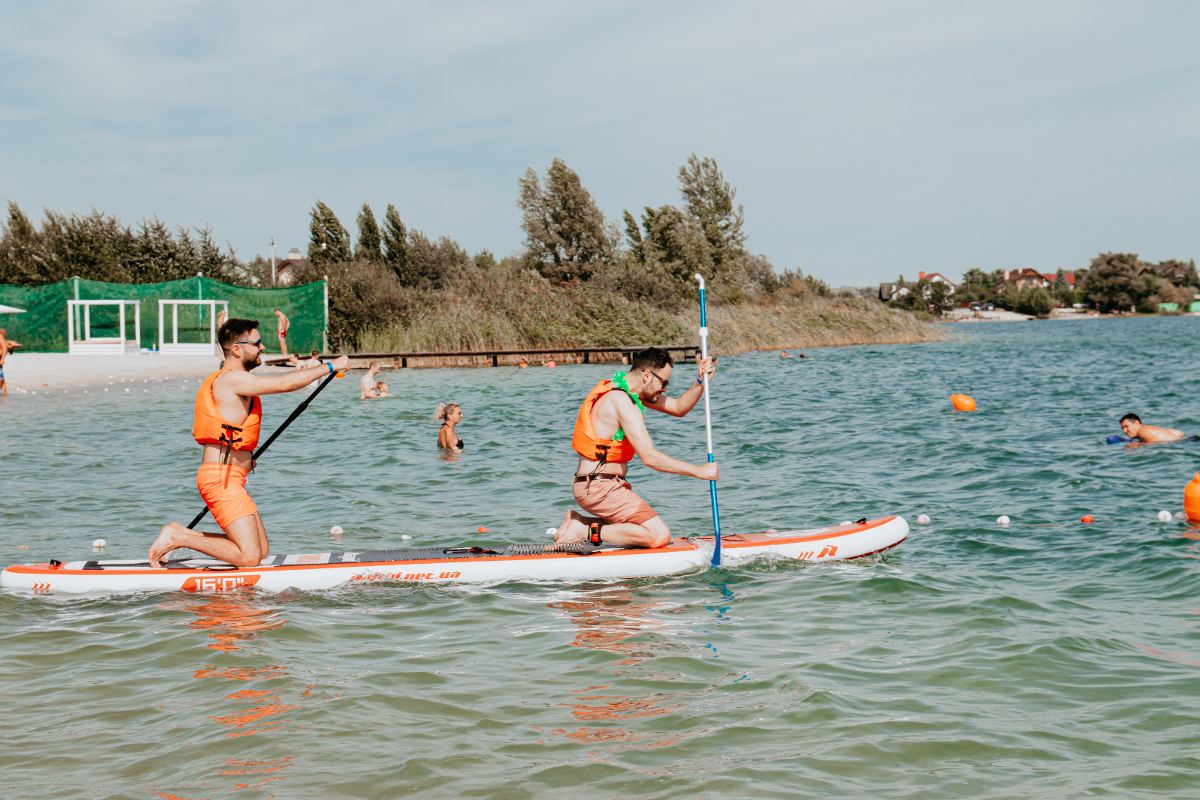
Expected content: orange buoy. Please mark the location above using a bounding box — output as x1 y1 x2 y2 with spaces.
477 526 489 533
950 394 976 411
1081 514 1094 523
1184 473 1200 522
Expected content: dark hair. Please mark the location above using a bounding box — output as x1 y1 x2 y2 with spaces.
1120 413 1141 424
629 347 673 374
218 319 261 354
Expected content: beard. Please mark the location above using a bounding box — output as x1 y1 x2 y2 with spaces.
241 351 261 371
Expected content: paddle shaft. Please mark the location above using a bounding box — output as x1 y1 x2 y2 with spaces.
695 274 722 566
186 369 338 529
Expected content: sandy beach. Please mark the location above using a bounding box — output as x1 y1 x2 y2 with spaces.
1 352 294 391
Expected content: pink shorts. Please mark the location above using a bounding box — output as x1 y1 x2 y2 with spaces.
573 475 658 526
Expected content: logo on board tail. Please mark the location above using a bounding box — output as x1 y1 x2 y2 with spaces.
181 574 261 593
798 545 838 560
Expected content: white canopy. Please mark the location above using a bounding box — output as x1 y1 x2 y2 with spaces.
0 304 26 313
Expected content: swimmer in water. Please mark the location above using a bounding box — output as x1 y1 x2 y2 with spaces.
1120 413 1184 444
518 355 529 369
436 402 464 449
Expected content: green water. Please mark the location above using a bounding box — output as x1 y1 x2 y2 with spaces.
3 318 1200 799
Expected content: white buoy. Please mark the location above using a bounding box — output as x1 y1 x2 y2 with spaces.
1176 511 1188 520
329 525 343 535
92 539 106 549
765 529 778 534
400 534 412 540
917 514 931 525
997 515 1011 526
1157 510 1172 522
839 521 852 526
546 527 558 537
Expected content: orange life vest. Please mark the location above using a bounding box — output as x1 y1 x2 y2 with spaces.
571 379 639 464
193 369 262 453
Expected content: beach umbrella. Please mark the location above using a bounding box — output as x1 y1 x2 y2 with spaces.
0 304 26 313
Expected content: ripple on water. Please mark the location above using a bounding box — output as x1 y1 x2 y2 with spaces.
3 318 1200 796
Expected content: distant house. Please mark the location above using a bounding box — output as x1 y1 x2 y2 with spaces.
879 272 955 302
1040 272 1076 288
997 268 1050 290
273 248 312 286
1138 261 1192 284
919 271 956 293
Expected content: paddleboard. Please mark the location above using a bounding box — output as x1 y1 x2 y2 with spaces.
1 516 908 595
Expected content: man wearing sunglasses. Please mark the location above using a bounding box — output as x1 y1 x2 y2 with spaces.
555 346 718 550
149 318 349 568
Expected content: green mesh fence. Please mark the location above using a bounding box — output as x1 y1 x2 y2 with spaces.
0 276 327 353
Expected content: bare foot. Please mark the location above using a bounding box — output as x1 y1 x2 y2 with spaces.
148 523 185 568
554 511 588 544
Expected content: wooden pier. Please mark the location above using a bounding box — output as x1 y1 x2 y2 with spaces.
266 345 698 370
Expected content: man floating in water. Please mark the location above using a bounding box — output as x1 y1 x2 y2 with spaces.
149 318 348 568
555 347 718 549
1120 413 1185 444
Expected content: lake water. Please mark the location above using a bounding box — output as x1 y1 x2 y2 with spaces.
2 317 1200 799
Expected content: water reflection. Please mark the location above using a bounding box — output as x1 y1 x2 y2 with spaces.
149 592 298 797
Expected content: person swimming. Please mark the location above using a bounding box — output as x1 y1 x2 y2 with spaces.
1119 413 1185 443
436 402 464 449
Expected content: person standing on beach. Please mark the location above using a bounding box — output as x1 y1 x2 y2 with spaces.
360 361 382 399
554 347 717 549
274 309 290 356
148 319 348 568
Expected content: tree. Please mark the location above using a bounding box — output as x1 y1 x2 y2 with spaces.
407 229 471 290
1079 252 1146 311
518 158 619 283
0 201 47 283
308 201 351 267
355 203 383 263
677 154 746 280
1015 287 1055 317
381 204 416 287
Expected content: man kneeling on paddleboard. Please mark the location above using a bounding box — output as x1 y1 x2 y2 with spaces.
555 347 718 549
149 319 349 568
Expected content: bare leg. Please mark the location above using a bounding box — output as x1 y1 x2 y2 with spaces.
149 513 267 568
585 516 672 549
555 510 600 543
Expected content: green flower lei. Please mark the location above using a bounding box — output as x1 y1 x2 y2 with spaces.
608 370 645 442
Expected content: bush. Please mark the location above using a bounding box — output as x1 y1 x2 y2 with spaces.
1014 287 1055 317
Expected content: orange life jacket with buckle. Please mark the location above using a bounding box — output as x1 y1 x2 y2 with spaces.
571 380 638 464
193 369 262 454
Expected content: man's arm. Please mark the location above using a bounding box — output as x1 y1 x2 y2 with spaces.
645 357 716 417
223 355 347 396
615 393 718 480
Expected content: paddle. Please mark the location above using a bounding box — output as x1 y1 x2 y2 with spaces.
694 274 722 567
186 368 340 529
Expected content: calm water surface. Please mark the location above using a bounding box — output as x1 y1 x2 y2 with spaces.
2 317 1200 799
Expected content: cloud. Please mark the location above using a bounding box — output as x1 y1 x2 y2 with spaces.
2 0 1198 283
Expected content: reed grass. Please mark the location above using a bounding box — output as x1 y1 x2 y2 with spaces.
356 266 947 358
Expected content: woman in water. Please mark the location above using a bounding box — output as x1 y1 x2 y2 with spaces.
436 402 464 449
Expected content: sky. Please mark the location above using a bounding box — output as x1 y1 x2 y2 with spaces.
2 0 1198 286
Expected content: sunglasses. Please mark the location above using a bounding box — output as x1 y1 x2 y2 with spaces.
236 339 264 349
646 368 669 390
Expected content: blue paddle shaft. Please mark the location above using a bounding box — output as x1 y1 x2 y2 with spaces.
695 275 721 567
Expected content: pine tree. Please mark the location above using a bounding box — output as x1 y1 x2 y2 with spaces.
355 203 383 262
517 158 618 283
308 201 351 266
382 204 416 286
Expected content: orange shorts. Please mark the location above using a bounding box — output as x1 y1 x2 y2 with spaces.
573 475 658 526
197 463 258 530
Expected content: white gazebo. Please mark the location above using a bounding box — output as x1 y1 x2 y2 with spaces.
67 300 141 355
159 299 228 355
